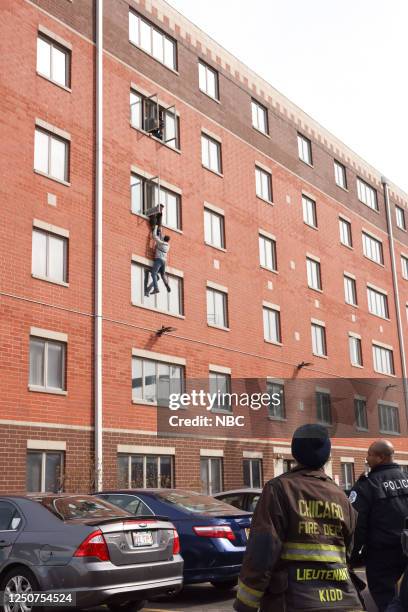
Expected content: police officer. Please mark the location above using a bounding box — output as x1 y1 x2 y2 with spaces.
349 439 408 612
234 424 363 612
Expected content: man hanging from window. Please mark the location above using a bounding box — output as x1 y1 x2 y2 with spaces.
145 225 171 296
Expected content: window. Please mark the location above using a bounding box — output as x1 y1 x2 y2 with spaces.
357 178 378 211
362 232 383 265
201 134 222 174
297 133 312 165
283 459 296 473
27 451 64 493
207 287 228 328
354 398 368 430
243 459 262 488
302 195 317 228
401 256 408 280
34 128 69 182
198 61 219 100
396 206 406 231
0 501 22 531
130 174 181 230
37 34 70 88
32 229 68 283
311 323 327 357
131 262 183 316
255 167 272 202
132 357 183 404
251 100 268 134
349 335 363 367
29 337 66 392
339 218 352 247
334 160 347 189
209 371 231 412
130 90 179 148
263 307 281 344
373 344 395 376
259 235 277 271
367 286 389 319
200 457 223 495
344 275 357 306
306 258 322 291
204 208 225 249
316 391 331 424
129 10 177 70
118 454 173 488
267 381 285 419
378 404 400 435
341 463 355 490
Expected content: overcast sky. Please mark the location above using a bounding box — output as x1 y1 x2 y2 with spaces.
166 0 408 194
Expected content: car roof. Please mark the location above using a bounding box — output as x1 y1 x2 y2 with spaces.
97 489 200 496
214 488 263 495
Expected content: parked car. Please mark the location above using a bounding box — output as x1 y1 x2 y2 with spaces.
214 488 262 512
96 489 252 590
0 494 183 612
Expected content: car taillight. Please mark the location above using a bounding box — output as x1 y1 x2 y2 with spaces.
74 529 110 561
172 529 180 555
193 525 236 541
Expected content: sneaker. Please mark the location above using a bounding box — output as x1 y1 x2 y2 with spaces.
152 288 160 294
144 290 151 297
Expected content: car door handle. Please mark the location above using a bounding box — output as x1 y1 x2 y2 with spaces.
0 540 11 548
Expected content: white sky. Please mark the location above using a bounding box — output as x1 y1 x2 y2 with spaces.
166 0 408 194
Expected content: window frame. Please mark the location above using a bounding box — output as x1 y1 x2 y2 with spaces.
334 160 347 189
349 335 363 367
367 286 389 319
255 166 273 203
36 33 71 89
311 323 327 357
198 60 219 100
130 173 182 231
357 177 378 211
362 232 384 265
118 453 174 489
396 206 406 231
302 195 317 228
306 257 322 291
204 208 225 250
340 462 355 490
201 133 222 174
209 371 232 413
131 261 184 316
267 381 285 420
243 458 263 488
130 89 180 150
344 274 357 306
251 99 268 135
316 391 332 425
34 127 69 183
131 356 184 405
372 344 395 376
200 456 223 495
297 133 313 165
259 234 277 272
32 228 68 284
354 397 368 431
378 403 400 435
339 217 353 247
206 287 228 329
263 306 281 344
401 256 408 280
26 450 64 493
129 10 177 71
29 337 66 393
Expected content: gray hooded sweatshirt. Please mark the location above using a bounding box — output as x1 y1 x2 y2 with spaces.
153 226 170 261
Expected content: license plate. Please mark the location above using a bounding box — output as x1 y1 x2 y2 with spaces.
132 531 153 547
245 528 250 540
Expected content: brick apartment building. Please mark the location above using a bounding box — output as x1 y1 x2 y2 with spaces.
1 0 408 495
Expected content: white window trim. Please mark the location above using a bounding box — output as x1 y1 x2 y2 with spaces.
377 400 399 408
30 327 68 343
207 280 228 293
117 444 175 455
200 449 224 457
340 457 354 463
311 318 326 327
130 166 182 195
344 271 356 280
243 451 263 459
262 300 280 311
259 229 276 241
255 160 273 174
316 386 331 394
27 439 66 451
339 213 352 223
362 227 383 243
349 331 362 339
130 83 180 117
35 118 71 142
204 201 224 216
306 252 320 262
209 364 231 374
38 25 72 50
201 127 222 143
33 219 69 239
131 254 183 278
132 348 186 366
372 340 393 351
367 282 388 295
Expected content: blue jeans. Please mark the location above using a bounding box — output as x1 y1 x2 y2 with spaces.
146 258 169 293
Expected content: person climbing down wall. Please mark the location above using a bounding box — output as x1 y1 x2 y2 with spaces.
145 225 171 296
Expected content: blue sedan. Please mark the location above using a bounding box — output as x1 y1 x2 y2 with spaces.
97 489 251 589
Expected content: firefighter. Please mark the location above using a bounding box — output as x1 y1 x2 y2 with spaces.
349 439 408 612
234 424 364 612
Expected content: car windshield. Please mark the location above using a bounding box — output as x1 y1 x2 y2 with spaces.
155 490 244 514
38 496 131 521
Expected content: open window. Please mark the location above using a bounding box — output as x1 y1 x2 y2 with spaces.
131 89 179 149
143 94 159 133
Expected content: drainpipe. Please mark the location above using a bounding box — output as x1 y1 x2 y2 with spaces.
382 177 408 427
94 0 103 491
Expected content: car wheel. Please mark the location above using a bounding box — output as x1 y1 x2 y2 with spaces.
0 566 40 612
210 578 238 590
107 600 146 612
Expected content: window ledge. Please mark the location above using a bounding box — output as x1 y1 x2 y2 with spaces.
28 385 67 396
340 242 353 250
368 313 391 321
204 241 226 253
260 266 278 274
356 427 369 432
132 398 158 406
351 363 364 369
252 126 270 139
397 226 407 233
207 323 230 332
199 88 221 104
34 169 71 187
128 40 179 76
308 286 323 294
131 301 185 319
268 416 287 422
345 302 358 308
202 165 223 178
256 195 274 206
130 211 183 234
335 183 349 192
32 273 69 288
299 159 314 168
373 370 396 378
264 339 283 347
130 124 181 154
313 353 328 359
304 222 318 231
359 199 380 214
37 72 71 93
212 409 233 415
379 430 400 436
362 255 385 268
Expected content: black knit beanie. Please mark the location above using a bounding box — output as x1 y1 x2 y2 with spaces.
291 424 331 469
